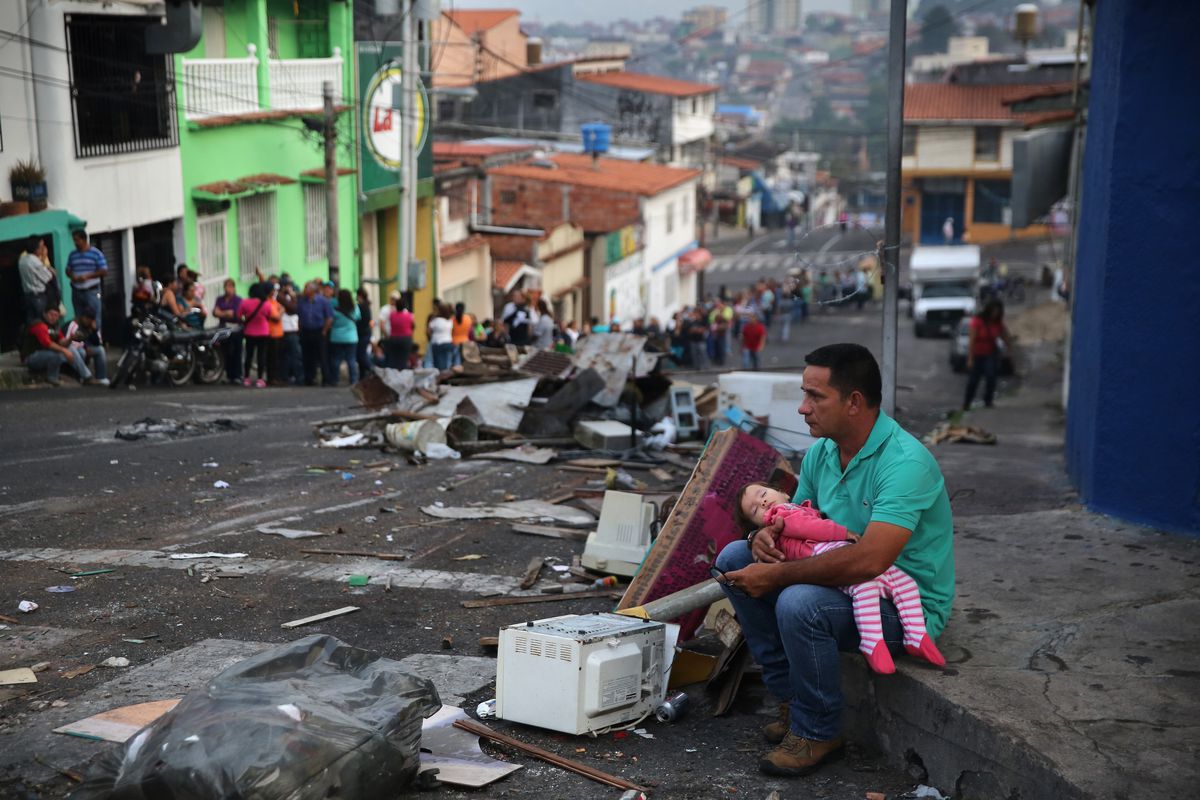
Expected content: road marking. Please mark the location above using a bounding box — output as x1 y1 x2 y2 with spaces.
0 546 542 595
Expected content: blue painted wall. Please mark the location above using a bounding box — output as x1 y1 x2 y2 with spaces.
1066 0 1200 535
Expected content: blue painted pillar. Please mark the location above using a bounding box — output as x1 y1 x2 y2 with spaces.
1066 0 1200 535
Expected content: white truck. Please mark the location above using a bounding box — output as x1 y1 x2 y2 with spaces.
909 245 981 337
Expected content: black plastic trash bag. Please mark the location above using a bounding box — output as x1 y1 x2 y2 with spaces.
72 635 441 799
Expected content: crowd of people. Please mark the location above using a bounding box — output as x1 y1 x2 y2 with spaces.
15 228 887 390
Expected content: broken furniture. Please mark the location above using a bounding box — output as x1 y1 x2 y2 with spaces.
581 490 656 577
717 371 818 454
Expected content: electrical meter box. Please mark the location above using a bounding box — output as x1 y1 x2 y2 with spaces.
496 612 667 735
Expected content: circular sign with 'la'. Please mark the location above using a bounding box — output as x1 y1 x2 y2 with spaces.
362 61 428 171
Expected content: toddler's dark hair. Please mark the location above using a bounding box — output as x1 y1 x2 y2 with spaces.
734 482 783 533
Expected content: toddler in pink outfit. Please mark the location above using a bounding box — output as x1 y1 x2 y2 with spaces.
737 482 945 674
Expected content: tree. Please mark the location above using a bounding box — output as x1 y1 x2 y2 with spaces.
912 5 960 57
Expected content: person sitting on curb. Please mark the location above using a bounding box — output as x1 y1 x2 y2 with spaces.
64 312 109 387
713 343 954 778
21 307 97 387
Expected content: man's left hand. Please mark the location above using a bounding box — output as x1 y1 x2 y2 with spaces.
720 562 784 598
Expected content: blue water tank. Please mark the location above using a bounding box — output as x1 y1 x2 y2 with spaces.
581 123 611 154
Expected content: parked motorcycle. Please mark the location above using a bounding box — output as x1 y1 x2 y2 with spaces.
111 313 231 389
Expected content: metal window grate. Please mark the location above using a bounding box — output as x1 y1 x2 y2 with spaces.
237 193 278 280
303 183 327 262
65 14 178 159
196 212 229 293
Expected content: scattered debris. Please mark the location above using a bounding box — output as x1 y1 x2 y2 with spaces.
346 575 370 587
426 378 538 431
926 422 997 445
473 445 556 465
70 568 116 578
45 585 75 593
478 637 499 648
452 554 486 561
54 699 181 743
280 606 360 629
61 665 95 679
0 667 37 685
421 500 594 526
476 699 497 719
168 552 247 560
31 662 50 673
510 523 590 543
115 417 246 441
319 432 367 449
212 480 231 489
518 557 545 590
299 548 407 561
258 525 328 539
419 705 521 788
461 589 621 609
202 461 219 468
100 657 130 668
18 600 38 613
576 420 639 451
80 636 439 797
34 755 83 784
454 718 649 793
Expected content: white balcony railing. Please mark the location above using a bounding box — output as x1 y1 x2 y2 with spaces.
182 44 260 120
268 48 343 112
181 45 343 121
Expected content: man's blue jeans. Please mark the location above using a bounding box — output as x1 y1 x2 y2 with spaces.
71 287 102 333
715 540 905 741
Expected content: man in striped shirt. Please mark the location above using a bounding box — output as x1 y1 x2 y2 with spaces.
66 229 107 335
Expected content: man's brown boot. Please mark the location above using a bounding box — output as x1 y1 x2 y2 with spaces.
759 731 846 777
762 703 790 744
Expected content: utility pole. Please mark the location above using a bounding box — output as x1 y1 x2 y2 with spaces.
323 80 340 285
881 0 908 416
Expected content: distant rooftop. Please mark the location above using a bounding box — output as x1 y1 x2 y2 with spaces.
905 82 1075 123
443 9 519 34
575 71 719 97
488 153 701 197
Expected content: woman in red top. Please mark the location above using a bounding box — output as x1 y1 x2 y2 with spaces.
963 299 1011 410
384 295 415 370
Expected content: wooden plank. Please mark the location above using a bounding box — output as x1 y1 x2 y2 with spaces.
461 590 619 609
281 606 360 629
518 557 544 590
453 719 650 793
510 523 591 543
0 668 37 686
650 467 674 482
556 465 608 475
54 699 180 743
478 636 499 647
299 549 407 561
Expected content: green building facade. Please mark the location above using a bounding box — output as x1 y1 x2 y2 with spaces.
174 0 358 297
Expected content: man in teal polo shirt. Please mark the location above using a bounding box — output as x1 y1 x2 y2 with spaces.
716 343 954 777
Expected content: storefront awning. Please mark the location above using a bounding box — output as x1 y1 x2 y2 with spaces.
191 173 296 201
494 260 541 292
678 247 713 276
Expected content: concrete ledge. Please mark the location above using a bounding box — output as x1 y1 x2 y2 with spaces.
843 657 1087 800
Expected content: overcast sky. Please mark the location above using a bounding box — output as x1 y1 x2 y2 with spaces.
444 0 851 26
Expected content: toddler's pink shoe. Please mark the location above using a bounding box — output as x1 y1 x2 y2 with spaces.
905 634 946 667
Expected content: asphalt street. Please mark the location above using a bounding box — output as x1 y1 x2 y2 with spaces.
0 290 1026 798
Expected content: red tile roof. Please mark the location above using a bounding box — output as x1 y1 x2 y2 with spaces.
433 141 532 158
300 167 356 180
444 9 519 34
576 71 719 97
488 153 701 197
719 155 761 170
905 82 1076 122
494 259 526 290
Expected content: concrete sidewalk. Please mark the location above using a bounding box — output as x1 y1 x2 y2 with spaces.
842 336 1200 798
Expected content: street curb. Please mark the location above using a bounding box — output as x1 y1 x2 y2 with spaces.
841 653 1088 800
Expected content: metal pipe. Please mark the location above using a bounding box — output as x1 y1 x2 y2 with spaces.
880 0 909 416
618 579 727 621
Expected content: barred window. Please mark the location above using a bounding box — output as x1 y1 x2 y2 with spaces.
304 184 327 261
65 14 177 158
237 192 278 280
196 212 228 288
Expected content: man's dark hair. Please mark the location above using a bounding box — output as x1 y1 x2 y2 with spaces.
804 343 882 409
72 229 87 243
